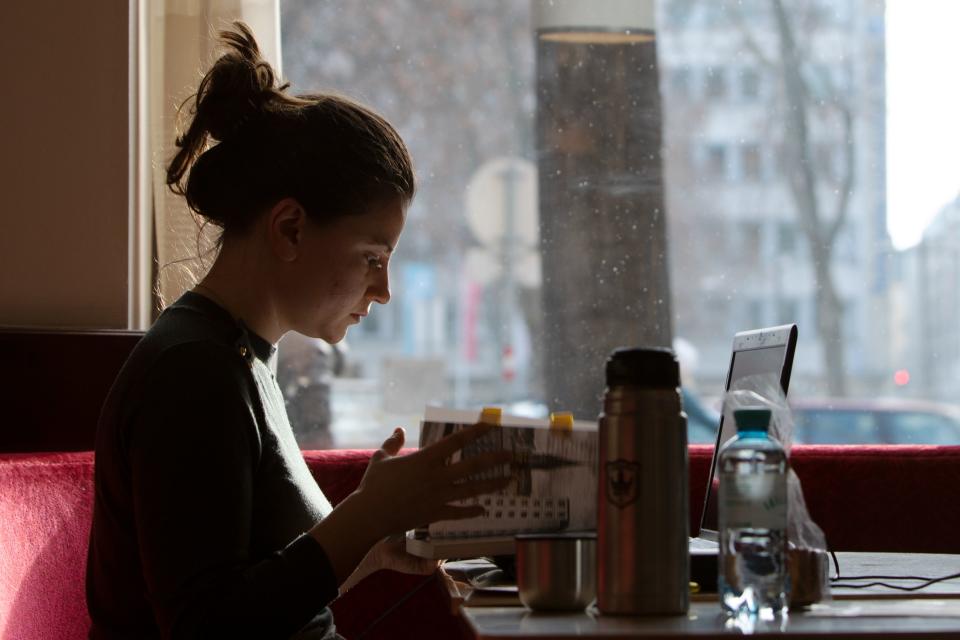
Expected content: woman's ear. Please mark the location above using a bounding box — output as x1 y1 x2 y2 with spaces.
267 198 307 262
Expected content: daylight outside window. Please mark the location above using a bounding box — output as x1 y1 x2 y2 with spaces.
275 0 960 450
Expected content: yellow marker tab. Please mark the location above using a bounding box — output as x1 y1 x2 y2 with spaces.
549 411 574 436
480 406 502 426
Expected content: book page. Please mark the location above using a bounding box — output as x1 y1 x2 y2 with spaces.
420 407 598 538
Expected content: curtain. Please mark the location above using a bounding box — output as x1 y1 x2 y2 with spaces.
130 0 281 324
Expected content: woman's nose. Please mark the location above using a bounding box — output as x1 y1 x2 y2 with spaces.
369 268 391 304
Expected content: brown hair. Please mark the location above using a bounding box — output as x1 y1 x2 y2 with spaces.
166 21 415 236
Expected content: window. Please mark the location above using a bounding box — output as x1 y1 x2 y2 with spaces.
748 299 764 329
778 222 798 255
740 221 763 257
741 144 763 181
740 67 761 100
778 299 799 326
271 1 960 448
703 144 728 181
669 67 692 99
705 67 726 99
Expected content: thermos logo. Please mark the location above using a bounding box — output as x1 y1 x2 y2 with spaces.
605 459 640 508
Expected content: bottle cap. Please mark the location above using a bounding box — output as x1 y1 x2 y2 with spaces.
605 347 680 389
733 407 772 432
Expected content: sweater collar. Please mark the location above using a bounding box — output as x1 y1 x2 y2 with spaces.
175 290 276 365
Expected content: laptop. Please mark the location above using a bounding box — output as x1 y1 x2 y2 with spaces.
688 324 798 587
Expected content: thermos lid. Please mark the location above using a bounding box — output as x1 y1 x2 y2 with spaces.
605 347 680 388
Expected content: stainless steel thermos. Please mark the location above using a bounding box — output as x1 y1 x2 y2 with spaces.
597 347 689 615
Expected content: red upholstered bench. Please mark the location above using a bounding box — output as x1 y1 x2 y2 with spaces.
0 449 466 640
2 446 959 639
688 444 960 553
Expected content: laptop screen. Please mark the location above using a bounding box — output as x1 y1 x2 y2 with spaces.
698 324 797 536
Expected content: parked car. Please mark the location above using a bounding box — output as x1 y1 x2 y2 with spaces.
790 398 960 445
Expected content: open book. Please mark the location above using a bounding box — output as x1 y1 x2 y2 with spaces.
405 407 598 559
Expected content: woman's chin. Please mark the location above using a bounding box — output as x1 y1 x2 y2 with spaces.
291 323 346 344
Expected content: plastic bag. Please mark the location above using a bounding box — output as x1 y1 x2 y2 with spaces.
723 374 831 606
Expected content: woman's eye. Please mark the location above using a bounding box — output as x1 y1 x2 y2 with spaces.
366 255 384 270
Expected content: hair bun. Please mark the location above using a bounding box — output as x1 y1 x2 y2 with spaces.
167 21 285 196
197 22 279 141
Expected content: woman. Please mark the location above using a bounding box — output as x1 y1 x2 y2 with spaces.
86 22 509 639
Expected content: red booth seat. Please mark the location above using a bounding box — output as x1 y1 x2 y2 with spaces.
2 446 959 639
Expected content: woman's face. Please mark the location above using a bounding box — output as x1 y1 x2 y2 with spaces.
282 198 406 343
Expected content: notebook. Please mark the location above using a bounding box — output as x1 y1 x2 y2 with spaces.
688 324 798 588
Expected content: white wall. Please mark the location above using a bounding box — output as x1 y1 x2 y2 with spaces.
0 1 129 328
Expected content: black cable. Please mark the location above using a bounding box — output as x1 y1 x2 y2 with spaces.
836 575 938 581
831 572 960 591
829 549 960 591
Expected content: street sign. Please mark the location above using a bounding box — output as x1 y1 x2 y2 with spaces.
465 157 539 248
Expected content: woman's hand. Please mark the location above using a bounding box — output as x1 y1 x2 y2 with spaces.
309 420 512 585
339 535 439 593
354 423 512 537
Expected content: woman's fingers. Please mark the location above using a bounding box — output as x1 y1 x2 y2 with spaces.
433 503 487 522
423 421 496 461
370 427 405 463
442 449 513 482
444 476 512 503
383 427 406 454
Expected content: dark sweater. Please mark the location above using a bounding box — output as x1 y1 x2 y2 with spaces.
87 291 340 639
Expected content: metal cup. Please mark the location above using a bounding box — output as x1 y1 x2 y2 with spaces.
515 532 597 611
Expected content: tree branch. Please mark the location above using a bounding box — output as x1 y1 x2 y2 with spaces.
827 101 856 245
727 4 777 73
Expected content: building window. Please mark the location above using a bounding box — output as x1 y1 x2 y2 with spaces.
779 222 798 255
705 67 726 99
741 144 763 181
669 67 692 98
704 144 728 180
740 67 761 100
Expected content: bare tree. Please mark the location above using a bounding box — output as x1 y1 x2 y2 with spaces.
732 0 857 395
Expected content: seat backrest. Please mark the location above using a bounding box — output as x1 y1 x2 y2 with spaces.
0 329 143 452
791 444 960 553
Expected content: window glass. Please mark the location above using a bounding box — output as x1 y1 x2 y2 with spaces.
705 67 726 99
741 144 763 181
277 0 960 449
740 67 761 100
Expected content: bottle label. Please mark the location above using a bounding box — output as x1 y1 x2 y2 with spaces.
719 473 787 530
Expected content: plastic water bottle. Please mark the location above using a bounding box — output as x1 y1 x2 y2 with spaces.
718 408 788 617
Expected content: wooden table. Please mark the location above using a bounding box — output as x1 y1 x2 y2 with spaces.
457 552 960 639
